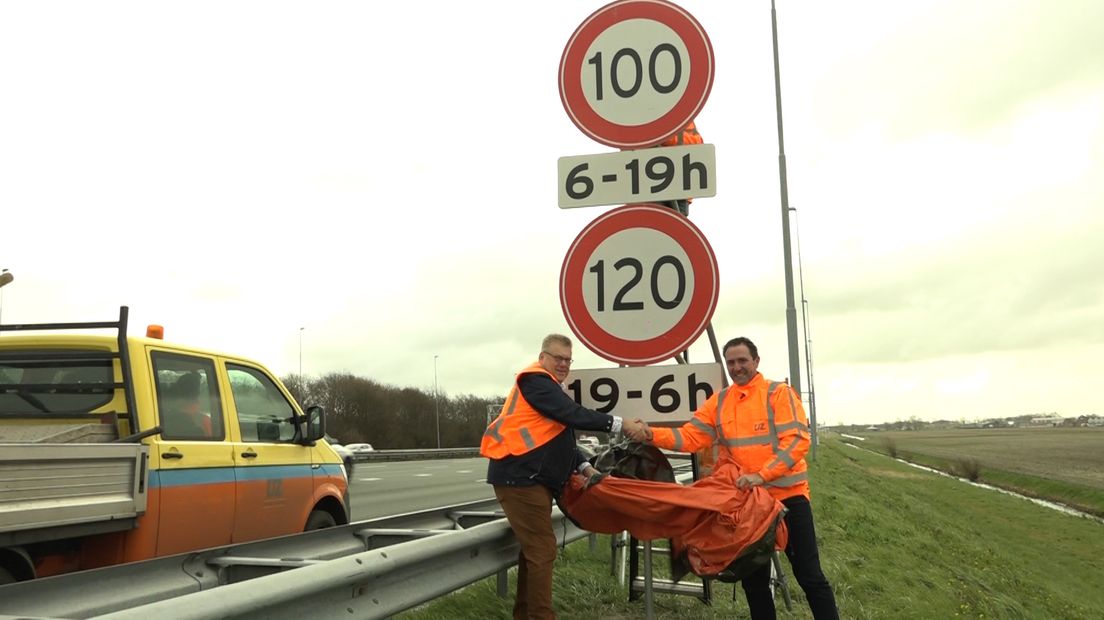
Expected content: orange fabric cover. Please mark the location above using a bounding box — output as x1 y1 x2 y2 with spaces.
560 461 788 577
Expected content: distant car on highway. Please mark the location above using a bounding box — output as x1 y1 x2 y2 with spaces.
346 443 375 454
325 436 356 475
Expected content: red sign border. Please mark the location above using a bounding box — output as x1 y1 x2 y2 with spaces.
560 204 719 366
559 0 715 149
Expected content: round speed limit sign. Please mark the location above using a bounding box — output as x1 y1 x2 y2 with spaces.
560 204 719 366
559 0 715 149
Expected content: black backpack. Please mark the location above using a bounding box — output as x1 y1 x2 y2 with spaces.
591 440 676 483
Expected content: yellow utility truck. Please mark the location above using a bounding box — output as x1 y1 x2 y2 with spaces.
0 307 349 583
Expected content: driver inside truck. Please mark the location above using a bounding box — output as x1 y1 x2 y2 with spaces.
162 372 213 438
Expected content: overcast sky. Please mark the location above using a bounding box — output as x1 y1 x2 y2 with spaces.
2 1 1101 426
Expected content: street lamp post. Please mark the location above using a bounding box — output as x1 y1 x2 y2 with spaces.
771 0 803 396
0 269 12 327
433 355 441 449
790 207 818 458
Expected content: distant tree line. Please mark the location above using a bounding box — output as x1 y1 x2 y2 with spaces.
836 412 1103 433
282 372 501 449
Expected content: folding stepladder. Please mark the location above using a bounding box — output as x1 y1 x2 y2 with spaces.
618 452 793 618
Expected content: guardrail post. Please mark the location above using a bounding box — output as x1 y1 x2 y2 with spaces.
497 568 509 598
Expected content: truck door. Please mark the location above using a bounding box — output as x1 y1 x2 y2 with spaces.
150 352 236 556
225 363 315 542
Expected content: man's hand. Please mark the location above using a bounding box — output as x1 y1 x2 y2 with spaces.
623 418 651 442
736 473 765 490
582 466 607 489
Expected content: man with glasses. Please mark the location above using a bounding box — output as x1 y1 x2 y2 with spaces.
481 333 646 620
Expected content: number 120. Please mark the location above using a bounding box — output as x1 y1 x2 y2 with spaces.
588 256 686 312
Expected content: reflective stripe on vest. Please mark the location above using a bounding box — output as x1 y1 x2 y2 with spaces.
715 386 727 430
482 386 521 443
689 417 716 440
721 435 772 448
767 381 781 452
764 381 807 471
670 427 685 452
764 471 808 488
519 427 536 451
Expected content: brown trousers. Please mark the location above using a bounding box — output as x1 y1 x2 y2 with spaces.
494 484 557 620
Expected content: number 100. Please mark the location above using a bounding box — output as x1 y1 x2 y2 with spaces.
587 45 682 100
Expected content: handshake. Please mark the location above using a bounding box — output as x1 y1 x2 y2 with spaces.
622 418 653 443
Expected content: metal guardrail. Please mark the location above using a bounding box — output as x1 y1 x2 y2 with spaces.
354 447 480 462
0 451 694 619
355 445 693 463
0 497 586 620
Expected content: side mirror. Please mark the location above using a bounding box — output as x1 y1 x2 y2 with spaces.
302 405 326 443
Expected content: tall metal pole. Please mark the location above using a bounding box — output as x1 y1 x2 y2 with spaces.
771 0 802 395
0 269 11 327
790 207 818 458
433 355 441 449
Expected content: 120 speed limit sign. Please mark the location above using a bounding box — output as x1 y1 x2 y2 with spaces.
560 204 719 366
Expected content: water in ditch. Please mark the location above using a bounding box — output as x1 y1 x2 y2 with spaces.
840 440 1103 525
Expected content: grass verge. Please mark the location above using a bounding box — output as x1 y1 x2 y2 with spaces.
863 443 1104 518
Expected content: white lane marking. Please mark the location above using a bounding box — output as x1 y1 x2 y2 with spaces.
414 473 432 477
455 470 472 474
360 477 382 482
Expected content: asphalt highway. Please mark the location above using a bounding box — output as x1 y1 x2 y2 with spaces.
347 456 495 521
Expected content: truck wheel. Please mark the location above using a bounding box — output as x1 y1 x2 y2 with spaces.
304 510 337 531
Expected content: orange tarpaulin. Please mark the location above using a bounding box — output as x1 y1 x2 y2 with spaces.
560 461 788 577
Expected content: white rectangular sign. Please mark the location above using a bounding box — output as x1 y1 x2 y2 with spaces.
565 362 724 424
557 144 717 209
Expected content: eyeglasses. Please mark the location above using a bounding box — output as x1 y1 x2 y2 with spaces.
542 351 573 365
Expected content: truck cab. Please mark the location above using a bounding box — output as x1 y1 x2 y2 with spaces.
0 307 349 582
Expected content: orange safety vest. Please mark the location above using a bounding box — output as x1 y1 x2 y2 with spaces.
651 373 811 501
661 120 703 147
480 362 566 459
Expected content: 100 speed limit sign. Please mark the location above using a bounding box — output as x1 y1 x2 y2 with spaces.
560 203 719 366
559 0 714 149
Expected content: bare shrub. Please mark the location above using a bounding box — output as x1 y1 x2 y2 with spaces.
956 457 982 481
883 437 898 458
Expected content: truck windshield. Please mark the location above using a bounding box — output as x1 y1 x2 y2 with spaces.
0 352 114 414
